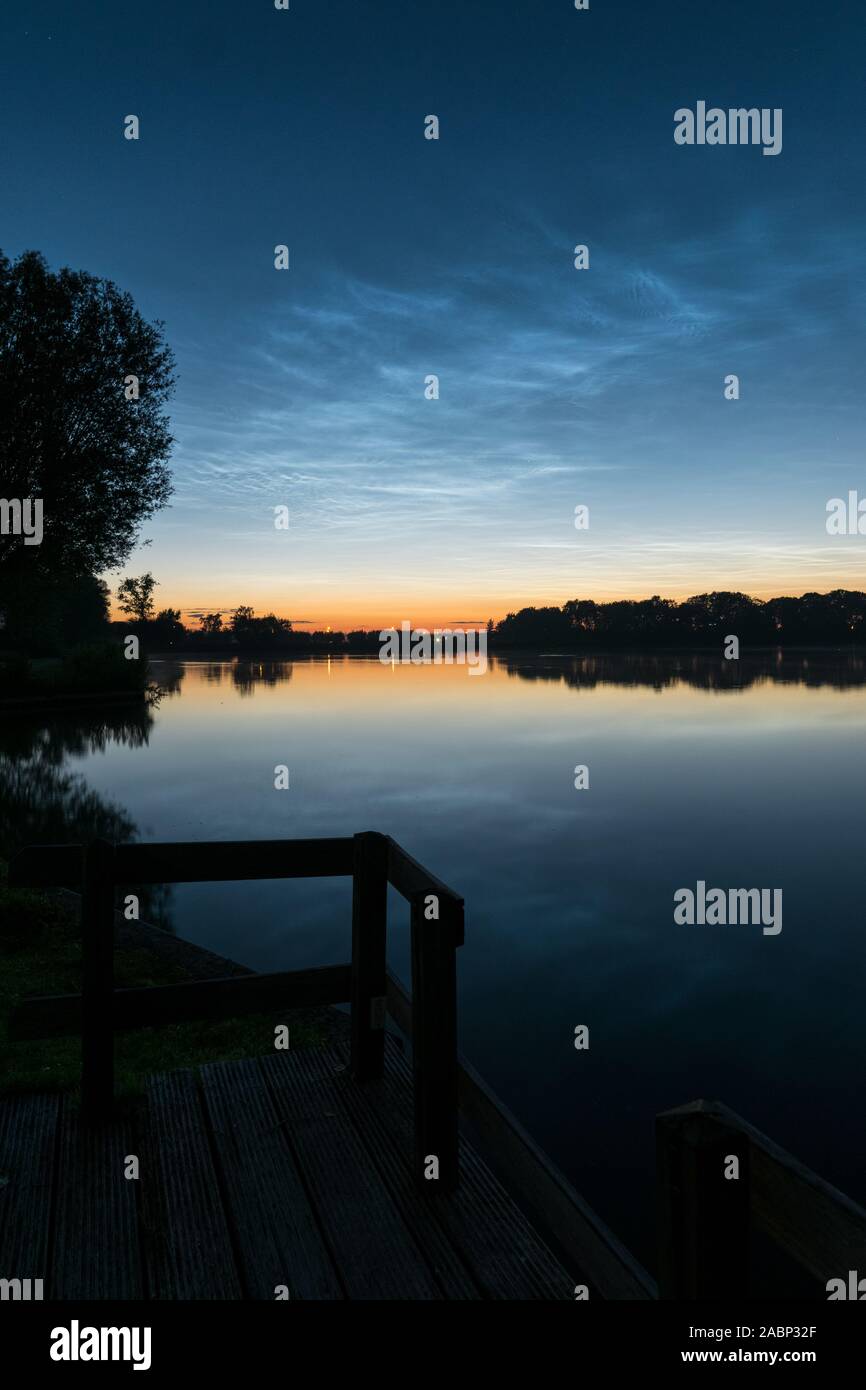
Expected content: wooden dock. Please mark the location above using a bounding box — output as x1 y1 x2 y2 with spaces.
5 832 864 1301
0 1037 586 1300
3 830 654 1301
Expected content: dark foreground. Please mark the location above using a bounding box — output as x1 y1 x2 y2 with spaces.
0 1036 574 1300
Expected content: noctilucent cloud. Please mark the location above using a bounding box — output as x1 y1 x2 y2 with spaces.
2 0 864 628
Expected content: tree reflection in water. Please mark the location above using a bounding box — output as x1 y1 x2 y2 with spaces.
0 664 186 930
499 648 866 692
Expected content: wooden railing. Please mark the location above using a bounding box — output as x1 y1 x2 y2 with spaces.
386 967 658 1299
9 832 464 1192
657 1099 866 1298
16 837 856 1296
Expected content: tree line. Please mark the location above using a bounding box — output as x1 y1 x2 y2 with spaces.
114 577 866 652
112 574 384 652
492 591 866 647
3 250 864 660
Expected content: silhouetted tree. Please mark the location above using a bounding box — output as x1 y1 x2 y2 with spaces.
1 572 110 653
676 591 772 643
0 249 175 646
148 607 186 647
230 606 293 649
491 590 866 649
230 605 255 641
0 250 174 576
117 572 158 623
347 629 380 651
496 606 572 645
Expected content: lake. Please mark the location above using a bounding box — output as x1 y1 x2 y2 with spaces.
6 648 866 1277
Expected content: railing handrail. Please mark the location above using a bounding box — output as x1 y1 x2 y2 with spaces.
10 836 356 886
9 831 463 1192
656 1098 866 1297
11 834 465 916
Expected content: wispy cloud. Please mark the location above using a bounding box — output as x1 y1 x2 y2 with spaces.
132 211 865 616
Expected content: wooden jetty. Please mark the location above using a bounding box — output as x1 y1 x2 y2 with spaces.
0 1039 584 1300
2 833 865 1300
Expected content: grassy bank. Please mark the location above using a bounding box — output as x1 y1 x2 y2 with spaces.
0 642 150 702
0 860 334 1102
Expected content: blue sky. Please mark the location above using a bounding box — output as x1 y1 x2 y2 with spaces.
2 0 865 625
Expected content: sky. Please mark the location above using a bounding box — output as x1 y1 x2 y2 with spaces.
2 0 865 629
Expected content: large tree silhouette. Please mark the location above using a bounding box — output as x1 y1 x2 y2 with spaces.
0 250 175 643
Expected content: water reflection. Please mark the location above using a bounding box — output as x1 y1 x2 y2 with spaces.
148 659 186 700
155 648 866 696
3 649 866 1274
499 648 866 691
0 698 175 929
231 659 294 696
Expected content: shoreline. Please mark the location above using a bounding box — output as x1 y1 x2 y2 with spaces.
52 887 351 1050
0 687 149 711
149 641 866 660
2 644 862 713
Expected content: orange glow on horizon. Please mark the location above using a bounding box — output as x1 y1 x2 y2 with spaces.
107 571 866 632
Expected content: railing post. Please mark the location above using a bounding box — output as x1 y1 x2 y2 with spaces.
81 838 116 1121
656 1104 750 1298
410 889 461 1193
350 831 388 1081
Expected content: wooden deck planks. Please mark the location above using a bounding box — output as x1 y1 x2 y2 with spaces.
52 1099 142 1299
259 1048 443 1300
200 1057 344 1300
0 1091 58 1294
140 1068 242 1299
0 1046 598 1300
291 1044 481 1299
364 1037 576 1299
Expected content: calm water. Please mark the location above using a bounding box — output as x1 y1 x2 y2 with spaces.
6 650 866 1275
